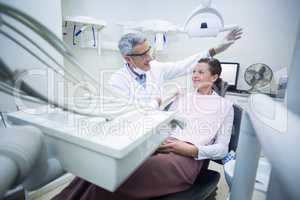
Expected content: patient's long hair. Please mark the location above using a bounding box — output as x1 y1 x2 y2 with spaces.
197 58 223 92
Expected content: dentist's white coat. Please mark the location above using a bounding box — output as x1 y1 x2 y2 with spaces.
109 51 211 108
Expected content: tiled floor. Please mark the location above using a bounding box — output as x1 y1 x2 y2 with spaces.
29 162 265 200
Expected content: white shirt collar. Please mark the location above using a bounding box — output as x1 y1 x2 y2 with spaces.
193 89 217 96
125 63 146 78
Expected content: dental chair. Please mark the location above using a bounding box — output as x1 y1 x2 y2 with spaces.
213 79 229 97
154 81 242 200
153 104 243 200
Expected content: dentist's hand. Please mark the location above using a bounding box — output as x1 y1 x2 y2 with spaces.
213 28 243 55
145 96 162 110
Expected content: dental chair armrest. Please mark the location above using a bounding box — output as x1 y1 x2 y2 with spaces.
0 126 45 197
0 155 18 197
23 158 65 190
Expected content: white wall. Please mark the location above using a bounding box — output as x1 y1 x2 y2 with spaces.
62 0 300 90
0 0 63 112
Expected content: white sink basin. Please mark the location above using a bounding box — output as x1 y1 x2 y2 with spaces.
7 106 175 191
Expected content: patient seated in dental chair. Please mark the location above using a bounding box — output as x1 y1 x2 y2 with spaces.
52 58 233 200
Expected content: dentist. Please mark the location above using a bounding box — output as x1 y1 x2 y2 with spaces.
109 29 242 109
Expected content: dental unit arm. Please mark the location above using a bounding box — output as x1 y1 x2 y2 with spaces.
0 2 147 120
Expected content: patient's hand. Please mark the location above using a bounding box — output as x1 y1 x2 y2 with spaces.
157 139 198 158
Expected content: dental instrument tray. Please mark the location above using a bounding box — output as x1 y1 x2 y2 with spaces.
7 106 175 191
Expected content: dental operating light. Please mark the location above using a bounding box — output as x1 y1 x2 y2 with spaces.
183 0 238 37
119 0 238 54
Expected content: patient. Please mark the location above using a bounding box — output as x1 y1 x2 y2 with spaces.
52 58 233 200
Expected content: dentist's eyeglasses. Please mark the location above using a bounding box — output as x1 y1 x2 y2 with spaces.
127 46 154 60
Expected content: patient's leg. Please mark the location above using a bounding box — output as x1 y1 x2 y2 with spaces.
52 153 203 200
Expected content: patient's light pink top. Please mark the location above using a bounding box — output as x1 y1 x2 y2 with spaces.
169 90 234 160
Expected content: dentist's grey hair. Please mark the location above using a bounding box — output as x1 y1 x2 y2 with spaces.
118 33 147 56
